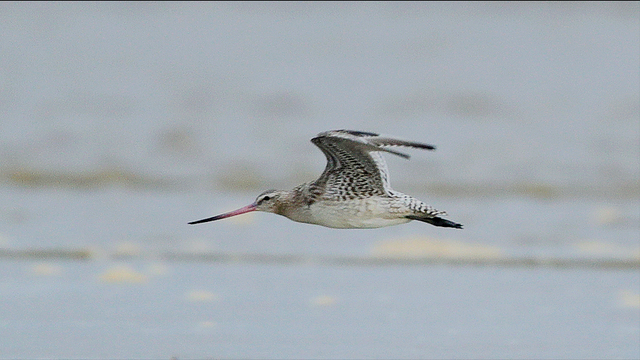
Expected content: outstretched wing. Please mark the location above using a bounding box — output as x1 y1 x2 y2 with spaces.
309 130 435 200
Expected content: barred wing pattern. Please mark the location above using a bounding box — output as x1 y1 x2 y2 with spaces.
309 130 436 204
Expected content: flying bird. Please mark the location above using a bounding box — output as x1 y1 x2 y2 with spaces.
189 130 462 229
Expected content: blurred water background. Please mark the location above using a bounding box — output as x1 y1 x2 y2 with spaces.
0 2 638 359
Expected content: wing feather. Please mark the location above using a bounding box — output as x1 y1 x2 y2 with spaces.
309 130 435 200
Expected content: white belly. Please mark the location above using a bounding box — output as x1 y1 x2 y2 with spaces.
295 199 411 229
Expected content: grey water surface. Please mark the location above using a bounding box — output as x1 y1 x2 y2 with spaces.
0 3 638 359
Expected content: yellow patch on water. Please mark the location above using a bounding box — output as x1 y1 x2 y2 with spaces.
574 241 640 258
99 265 147 284
619 290 640 309
198 320 216 328
594 206 623 226
371 236 503 260
310 295 338 307
186 290 218 302
31 263 64 276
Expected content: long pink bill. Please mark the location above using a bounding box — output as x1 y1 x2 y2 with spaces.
188 203 257 225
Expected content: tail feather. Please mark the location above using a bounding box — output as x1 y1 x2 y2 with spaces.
406 215 463 229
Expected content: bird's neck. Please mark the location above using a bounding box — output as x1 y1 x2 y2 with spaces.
274 185 311 218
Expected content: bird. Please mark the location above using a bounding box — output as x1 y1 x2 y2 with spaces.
189 130 462 229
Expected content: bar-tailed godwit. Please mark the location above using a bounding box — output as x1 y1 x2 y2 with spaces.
189 130 462 229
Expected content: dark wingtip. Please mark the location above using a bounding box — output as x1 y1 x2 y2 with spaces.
406 215 463 229
399 142 436 151
438 218 463 229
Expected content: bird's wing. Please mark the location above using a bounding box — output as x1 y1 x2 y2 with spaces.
309 130 435 200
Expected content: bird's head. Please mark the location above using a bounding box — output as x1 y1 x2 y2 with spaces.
188 189 288 225
253 189 288 213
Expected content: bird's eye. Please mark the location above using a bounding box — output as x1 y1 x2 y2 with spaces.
262 196 271 201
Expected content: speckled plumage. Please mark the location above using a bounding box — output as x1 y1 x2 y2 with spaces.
189 130 463 229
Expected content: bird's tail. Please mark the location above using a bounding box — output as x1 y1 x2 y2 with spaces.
406 215 463 229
